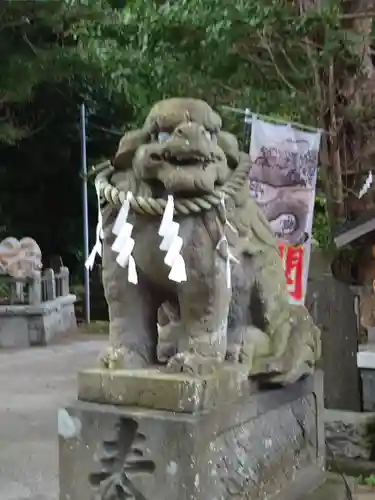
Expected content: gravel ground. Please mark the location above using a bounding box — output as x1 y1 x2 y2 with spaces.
0 335 106 500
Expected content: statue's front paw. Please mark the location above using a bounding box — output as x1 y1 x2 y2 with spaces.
99 346 127 370
166 351 222 376
98 345 149 370
157 341 178 363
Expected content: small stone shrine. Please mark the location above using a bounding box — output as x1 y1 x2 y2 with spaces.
59 98 325 500
0 237 76 347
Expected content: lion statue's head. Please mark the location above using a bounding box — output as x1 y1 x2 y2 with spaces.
111 98 241 198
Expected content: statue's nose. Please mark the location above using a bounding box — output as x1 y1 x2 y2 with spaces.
172 124 210 150
173 126 191 141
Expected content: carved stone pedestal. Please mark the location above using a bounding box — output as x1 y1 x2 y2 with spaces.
58 367 325 500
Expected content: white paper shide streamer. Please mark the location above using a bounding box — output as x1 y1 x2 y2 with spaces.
111 192 138 284
158 195 187 282
358 171 373 199
85 179 104 270
216 195 239 289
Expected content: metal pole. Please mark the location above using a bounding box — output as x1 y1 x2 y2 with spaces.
80 103 91 324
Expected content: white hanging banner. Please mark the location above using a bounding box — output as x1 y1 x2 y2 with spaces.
249 118 322 305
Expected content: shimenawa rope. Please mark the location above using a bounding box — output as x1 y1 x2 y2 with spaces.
94 155 251 217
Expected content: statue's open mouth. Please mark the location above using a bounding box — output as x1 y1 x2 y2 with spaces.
162 152 207 167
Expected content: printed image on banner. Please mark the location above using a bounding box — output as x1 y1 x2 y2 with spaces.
249 118 321 304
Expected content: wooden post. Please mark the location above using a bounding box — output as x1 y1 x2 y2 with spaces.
28 273 42 305
15 281 24 303
43 268 56 301
60 267 70 296
9 280 18 304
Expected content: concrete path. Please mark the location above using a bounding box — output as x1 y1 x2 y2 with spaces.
356 487 375 499
0 336 106 500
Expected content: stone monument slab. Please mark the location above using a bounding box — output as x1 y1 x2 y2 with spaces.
59 372 324 500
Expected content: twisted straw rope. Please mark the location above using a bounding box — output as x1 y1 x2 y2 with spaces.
96 156 251 217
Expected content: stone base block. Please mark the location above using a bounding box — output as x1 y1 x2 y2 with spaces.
77 364 252 413
0 294 76 348
59 371 325 500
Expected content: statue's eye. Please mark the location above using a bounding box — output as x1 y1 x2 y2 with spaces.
158 132 170 143
204 130 212 141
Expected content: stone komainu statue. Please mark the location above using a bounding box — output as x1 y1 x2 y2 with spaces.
94 98 321 384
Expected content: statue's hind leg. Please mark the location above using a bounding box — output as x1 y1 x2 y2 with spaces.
157 302 180 363
226 325 271 374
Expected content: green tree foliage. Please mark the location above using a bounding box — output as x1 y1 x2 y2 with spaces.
0 0 363 267
72 0 358 132
71 0 358 249
0 1 102 143
0 0 130 271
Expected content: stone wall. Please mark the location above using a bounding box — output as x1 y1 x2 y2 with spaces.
325 410 375 461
